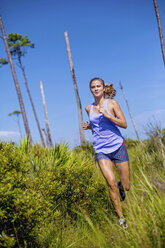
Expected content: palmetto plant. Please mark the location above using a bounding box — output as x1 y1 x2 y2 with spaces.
0 138 164 247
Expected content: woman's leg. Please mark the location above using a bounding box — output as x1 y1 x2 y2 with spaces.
115 161 130 191
98 159 123 217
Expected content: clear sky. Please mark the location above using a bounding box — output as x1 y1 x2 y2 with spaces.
0 0 165 148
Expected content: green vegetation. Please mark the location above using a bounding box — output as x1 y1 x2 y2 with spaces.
0 135 165 247
7 33 34 59
0 58 8 67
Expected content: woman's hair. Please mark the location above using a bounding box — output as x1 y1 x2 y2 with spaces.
89 77 116 99
104 83 116 99
89 77 105 88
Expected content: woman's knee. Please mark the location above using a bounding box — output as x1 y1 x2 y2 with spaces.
108 179 117 191
124 182 130 191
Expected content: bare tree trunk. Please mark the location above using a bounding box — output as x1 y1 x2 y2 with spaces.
64 31 85 145
159 138 165 169
119 82 140 141
157 129 165 169
42 128 49 148
18 59 46 147
153 0 165 66
17 117 22 139
40 80 53 147
0 16 32 144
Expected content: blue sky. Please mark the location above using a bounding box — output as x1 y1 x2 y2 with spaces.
0 0 165 148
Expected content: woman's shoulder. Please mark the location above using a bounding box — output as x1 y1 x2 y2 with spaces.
107 98 118 105
107 98 120 109
85 104 92 114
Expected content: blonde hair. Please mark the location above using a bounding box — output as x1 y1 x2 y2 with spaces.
104 83 116 99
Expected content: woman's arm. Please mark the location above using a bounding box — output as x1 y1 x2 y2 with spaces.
83 105 91 130
85 104 91 116
99 100 127 128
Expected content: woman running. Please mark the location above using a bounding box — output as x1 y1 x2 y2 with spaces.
83 77 130 228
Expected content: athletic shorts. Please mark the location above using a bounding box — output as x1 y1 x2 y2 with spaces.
96 142 129 163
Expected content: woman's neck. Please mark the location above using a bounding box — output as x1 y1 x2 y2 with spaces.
94 96 105 106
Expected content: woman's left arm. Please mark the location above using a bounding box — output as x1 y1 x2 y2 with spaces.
99 100 127 128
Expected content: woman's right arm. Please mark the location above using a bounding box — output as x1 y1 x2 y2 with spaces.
85 105 91 116
83 105 91 130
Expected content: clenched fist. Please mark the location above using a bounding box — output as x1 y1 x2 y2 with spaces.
83 121 91 130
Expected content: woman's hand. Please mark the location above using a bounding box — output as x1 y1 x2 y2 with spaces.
99 107 109 118
83 121 91 130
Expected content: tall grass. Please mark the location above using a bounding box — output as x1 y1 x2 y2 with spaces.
0 137 165 247
36 140 165 248
38 165 165 247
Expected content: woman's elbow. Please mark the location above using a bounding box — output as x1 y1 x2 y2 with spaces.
123 121 127 129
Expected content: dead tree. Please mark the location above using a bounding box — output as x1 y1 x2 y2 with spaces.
64 31 85 145
42 128 49 148
119 82 140 141
19 61 46 148
40 80 53 147
0 16 32 144
7 32 46 148
153 0 165 66
158 131 165 169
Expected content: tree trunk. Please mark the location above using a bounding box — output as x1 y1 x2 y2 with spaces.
17 116 22 139
40 80 53 147
18 58 46 147
119 82 140 141
64 31 85 145
153 0 165 66
159 138 165 169
42 128 49 147
156 129 165 169
0 16 32 144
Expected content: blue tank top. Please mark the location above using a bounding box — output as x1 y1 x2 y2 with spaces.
89 99 124 154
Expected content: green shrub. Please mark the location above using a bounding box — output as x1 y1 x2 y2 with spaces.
0 141 112 247
0 135 165 247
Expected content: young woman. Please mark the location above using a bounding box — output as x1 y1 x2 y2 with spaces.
83 77 130 228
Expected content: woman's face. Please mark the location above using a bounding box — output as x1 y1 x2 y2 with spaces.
90 80 105 97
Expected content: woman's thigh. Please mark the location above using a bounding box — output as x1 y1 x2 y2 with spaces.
98 159 117 187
